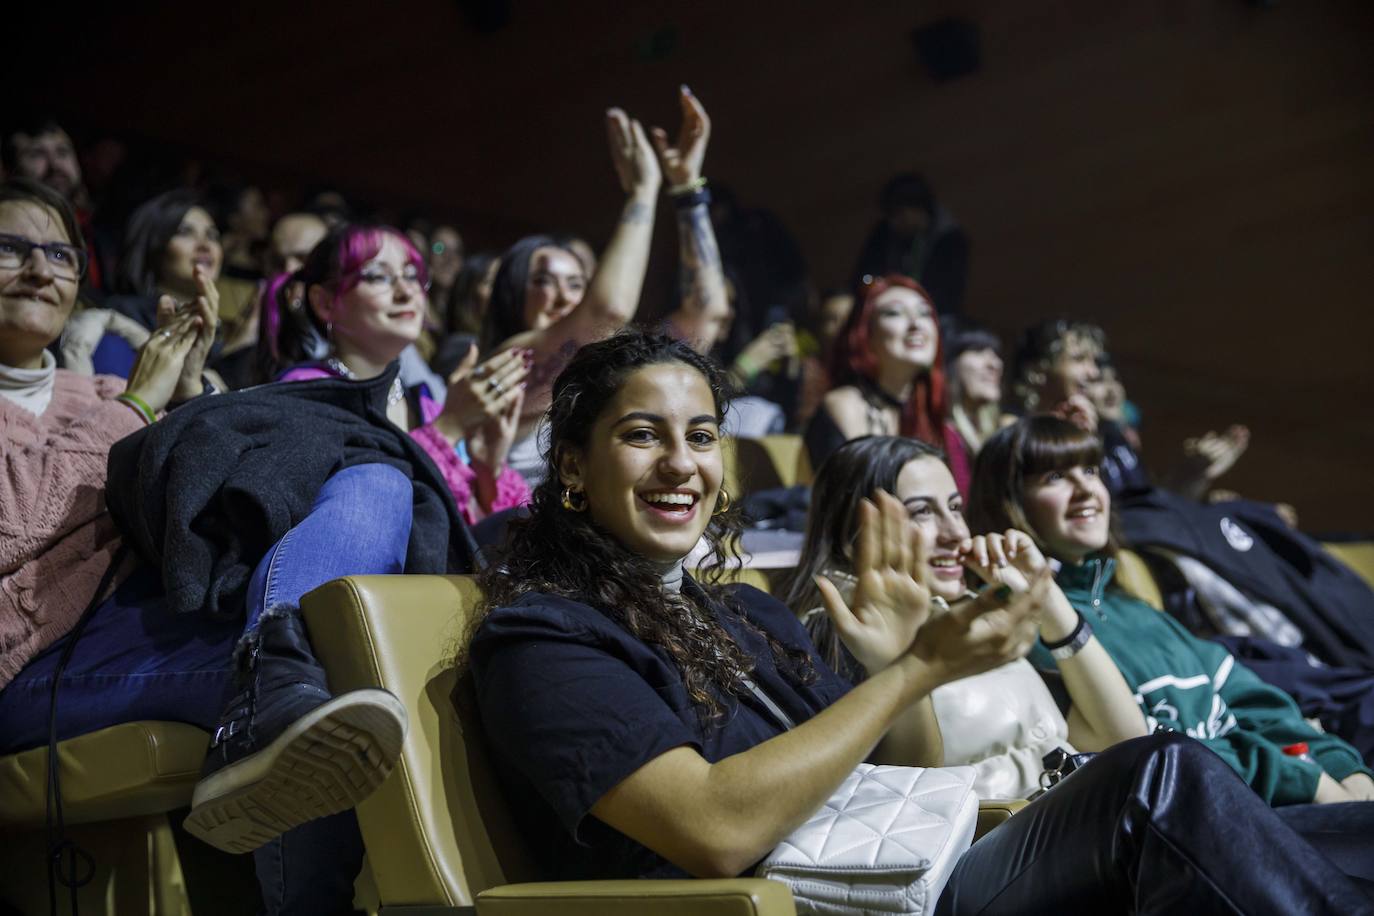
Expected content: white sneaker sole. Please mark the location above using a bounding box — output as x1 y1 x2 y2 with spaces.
183 689 407 854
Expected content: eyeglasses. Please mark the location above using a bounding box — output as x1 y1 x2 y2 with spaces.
0 232 88 280
353 266 430 293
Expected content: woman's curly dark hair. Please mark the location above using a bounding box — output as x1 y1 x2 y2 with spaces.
470 329 814 722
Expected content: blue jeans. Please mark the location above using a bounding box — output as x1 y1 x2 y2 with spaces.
0 462 413 751
0 463 414 913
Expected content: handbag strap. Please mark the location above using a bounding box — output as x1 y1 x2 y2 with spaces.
744 677 797 731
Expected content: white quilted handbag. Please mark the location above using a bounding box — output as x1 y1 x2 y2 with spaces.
756 763 979 916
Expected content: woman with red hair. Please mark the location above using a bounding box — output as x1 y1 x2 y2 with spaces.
804 274 971 493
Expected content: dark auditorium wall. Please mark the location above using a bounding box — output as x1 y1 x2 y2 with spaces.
14 0 1373 529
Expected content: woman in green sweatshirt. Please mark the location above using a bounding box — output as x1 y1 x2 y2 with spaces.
968 415 1373 807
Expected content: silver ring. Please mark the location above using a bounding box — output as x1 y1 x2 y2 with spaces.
491 380 505 396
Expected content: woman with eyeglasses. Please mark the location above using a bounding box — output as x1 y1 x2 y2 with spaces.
0 179 457 910
0 176 216 698
266 222 530 523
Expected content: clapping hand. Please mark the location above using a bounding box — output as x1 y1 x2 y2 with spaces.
467 378 525 483
909 570 1048 685
606 107 661 199
815 490 932 676
959 529 1081 643
1182 425 1249 483
155 263 220 401
649 85 710 190
958 530 1047 592
124 313 202 413
435 345 530 446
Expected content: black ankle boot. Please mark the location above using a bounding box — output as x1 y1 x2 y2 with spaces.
184 606 407 854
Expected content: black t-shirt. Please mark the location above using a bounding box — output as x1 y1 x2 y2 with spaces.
469 579 851 880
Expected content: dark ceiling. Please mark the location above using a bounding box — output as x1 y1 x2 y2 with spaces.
11 0 1374 528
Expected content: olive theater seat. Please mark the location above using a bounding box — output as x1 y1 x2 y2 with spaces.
692 566 774 593
0 721 207 828
1115 548 1165 610
1323 540 1374 591
732 435 811 495
299 574 796 915
0 721 209 915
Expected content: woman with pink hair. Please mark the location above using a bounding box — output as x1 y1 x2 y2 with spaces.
262 222 529 524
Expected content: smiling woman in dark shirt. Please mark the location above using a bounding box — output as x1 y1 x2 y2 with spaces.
465 330 1374 914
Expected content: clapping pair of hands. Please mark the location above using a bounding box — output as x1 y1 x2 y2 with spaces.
815 491 1058 685
606 85 710 199
63 264 219 412
435 345 531 474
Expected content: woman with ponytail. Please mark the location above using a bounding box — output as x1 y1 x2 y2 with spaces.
261 222 529 523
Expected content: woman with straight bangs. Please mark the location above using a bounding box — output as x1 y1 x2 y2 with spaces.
968 416 1374 816
482 88 733 482
782 435 1147 800
941 316 1006 461
804 274 969 493
264 222 529 524
464 330 1371 914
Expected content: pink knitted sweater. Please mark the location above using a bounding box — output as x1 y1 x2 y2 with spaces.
1 371 144 688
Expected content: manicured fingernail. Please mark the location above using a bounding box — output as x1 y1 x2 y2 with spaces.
681 84 692 94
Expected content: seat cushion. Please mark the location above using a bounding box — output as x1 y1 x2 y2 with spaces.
0 721 208 828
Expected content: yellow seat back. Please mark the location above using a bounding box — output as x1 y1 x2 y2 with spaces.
301 575 531 907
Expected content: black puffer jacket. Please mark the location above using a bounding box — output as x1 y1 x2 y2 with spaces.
1120 487 1374 670
107 364 474 620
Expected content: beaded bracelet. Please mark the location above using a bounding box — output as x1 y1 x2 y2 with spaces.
667 176 708 196
115 392 156 426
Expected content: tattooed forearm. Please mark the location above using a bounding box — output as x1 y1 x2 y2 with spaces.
530 338 581 391
678 203 721 269
676 203 725 316
678 264 699 308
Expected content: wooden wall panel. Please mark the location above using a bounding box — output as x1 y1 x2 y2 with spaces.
15 0 1373 528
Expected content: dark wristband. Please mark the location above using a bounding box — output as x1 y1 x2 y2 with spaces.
673 188 711 210
1042 614 1093 660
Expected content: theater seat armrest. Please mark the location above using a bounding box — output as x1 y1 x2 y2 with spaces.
975 798 1029 840
476 878 796 915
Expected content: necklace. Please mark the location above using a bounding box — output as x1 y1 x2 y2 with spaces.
857 378 905 436
325 356 405 407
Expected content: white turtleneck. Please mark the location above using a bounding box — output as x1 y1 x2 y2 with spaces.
658 558 686 595
0 350 57 416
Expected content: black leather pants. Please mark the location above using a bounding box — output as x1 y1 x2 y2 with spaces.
936 733 1374 915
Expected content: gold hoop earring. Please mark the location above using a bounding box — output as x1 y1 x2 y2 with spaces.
561 487 588 512
713 489 732 516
